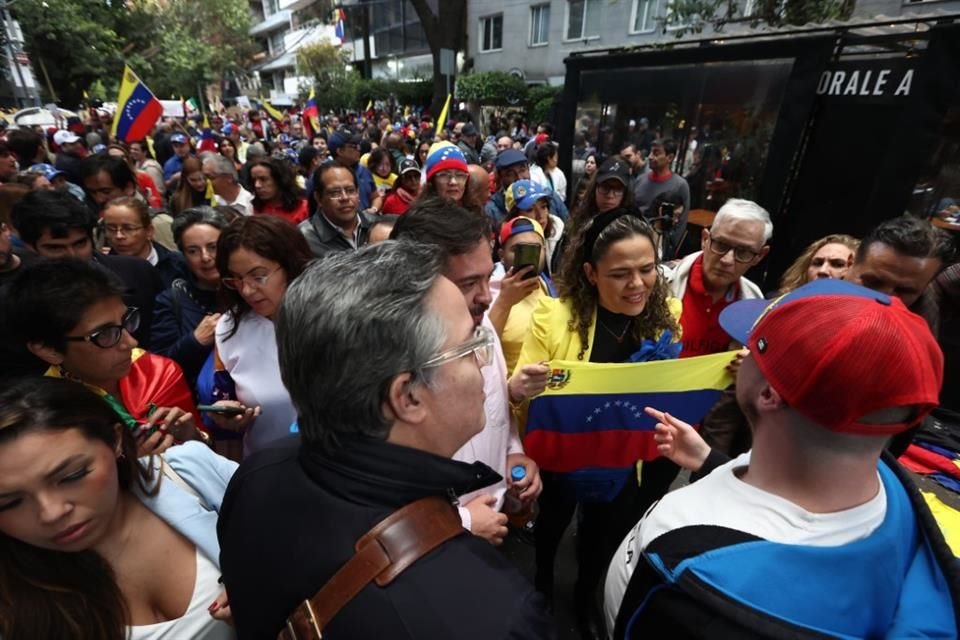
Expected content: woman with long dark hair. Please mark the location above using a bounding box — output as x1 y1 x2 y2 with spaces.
249 157 308 224
0 378 237 639
212 215 313 456
511 210 682 638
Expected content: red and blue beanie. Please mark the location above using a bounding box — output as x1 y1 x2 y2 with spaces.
424 141 468 181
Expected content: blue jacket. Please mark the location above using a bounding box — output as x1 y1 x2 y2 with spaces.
137 441 238 566
484 188 569 228
355 163 376 211
613 454 960 639
150 277 221 384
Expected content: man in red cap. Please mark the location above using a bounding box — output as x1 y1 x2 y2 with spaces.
604 279 958 639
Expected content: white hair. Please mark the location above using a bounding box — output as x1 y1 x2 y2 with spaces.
712 198 773 243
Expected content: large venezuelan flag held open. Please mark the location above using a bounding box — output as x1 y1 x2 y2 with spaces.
525 352 735 473
112 66 163 143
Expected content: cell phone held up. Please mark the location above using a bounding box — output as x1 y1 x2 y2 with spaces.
511 242 541 280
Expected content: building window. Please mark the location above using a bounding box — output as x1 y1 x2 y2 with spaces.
268 31 284 56
630 0 661 32
566 0 601 40
530 4 550 46
479 14 503 52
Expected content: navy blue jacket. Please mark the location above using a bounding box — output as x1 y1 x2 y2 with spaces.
150 277 220 384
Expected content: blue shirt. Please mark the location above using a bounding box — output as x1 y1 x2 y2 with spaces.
163 154 186 182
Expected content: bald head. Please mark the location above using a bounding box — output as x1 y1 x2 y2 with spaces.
467 164 490 205
496 136 514 152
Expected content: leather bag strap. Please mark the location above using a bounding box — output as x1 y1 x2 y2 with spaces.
278 495 464 640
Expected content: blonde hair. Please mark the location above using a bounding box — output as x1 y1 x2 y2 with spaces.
778 234 859 293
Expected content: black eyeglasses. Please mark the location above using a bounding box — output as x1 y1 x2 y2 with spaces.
63 307 140 348
707 235 761 263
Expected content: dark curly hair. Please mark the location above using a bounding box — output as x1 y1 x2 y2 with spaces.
250 157 304 213
558 210 679 360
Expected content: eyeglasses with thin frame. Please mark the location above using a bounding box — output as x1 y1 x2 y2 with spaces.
597 183 625 197
63 307 140 348
420 326 494 370
707 235 761 263
324 186 359 200
222 266 283 291
103 224 146 236
434 171 467 183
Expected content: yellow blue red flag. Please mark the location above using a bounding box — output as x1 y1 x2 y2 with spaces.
525 352 734 476
112 66 163 143
263 100 285 122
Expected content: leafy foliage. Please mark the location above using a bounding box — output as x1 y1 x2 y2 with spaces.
14 0 254 106
664 0 855 35
456 71 528 105
528 84 561 126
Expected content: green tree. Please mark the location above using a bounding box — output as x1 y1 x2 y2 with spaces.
12 0 125 106
665 0 855 34
296 39 359 112
407 0 467 117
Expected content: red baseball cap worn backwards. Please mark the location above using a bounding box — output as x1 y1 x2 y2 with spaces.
719 279 943 435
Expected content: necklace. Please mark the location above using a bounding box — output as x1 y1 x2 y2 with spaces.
597 318 631 343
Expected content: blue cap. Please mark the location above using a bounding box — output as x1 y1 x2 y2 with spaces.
495 149 528 170
29 163 64 181
510 465 527 482
170 132 188 144
505 179 549 213
718 279 891 346
221 123 237 135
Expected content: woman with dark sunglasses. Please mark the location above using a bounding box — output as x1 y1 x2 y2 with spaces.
5 259 205 458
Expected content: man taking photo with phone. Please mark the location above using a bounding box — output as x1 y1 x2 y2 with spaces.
490 216 557 373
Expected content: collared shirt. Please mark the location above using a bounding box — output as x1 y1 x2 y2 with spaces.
452 315 524 530
146 243 159 266
321 212 361 248
216 187 255 216
679 254 738 358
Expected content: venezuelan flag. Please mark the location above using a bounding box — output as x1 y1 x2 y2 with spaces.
112 66 163 143
525 351 734 474
334 8 346 42
303 86 320 137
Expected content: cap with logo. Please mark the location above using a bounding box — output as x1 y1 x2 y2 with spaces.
499 216 545 247
170 132 189 144
495 149 528 171
595 158 629 186
53 130 81 146
505 179 549 213
398 158 421 175
28 163 65 181
718 279 943 435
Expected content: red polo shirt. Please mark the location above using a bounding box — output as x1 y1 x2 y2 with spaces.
680 254 739 358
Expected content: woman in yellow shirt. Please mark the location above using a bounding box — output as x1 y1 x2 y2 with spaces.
511 208 682 638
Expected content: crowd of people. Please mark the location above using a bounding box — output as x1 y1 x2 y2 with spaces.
0 102 957 640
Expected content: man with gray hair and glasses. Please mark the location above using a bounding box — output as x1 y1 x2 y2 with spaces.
201 153 254 216
666 198 772 358
217 240 554 639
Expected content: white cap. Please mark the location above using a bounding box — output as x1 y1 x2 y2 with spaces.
54 130 81 146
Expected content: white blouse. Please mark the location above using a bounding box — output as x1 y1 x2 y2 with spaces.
128 549 235 640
